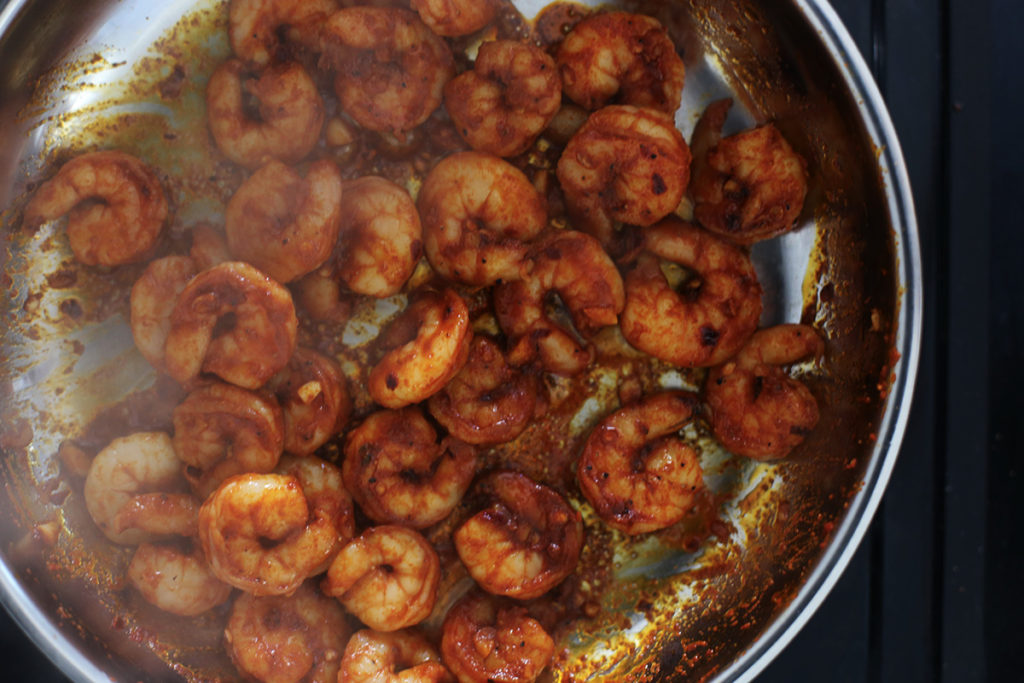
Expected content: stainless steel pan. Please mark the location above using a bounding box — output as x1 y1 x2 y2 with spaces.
0 0 921 680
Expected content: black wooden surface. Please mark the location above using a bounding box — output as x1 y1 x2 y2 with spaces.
1 0 1020 680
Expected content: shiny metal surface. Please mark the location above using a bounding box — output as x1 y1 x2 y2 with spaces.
0 0 920 680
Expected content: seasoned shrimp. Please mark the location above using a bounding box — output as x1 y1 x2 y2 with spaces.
226 581 351 683
444 41 561 157
368 289 472 409
275 454 357 569
454 471 583 600
229 0 338 66
338 629 451 683
23 150 167 266
333 175 424 298
410 0 497 36
427 336 540 446
556 12 685 114
173 381 285 497
323 525 440 632
419 152 547 286
620 217 763 368
441 591 554 683
706 324 824 460
199 465 349 595
225 159 343 283
311 7 455 133
556 105 690 247
84 432 198 545
690 98 809 244
577 391 704 535
494 230 624 376
342 407 476 528
164 261 298 390
207 59 325 169
266 348 351 456
127 541 233 616
130 255 198 369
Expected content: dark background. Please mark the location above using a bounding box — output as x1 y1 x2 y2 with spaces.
2 0 1021 680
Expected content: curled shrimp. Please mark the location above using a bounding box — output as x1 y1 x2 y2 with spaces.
207 59 325 169
427 336 540 446
419 151 547 286
164 261 298 390
690 98 809 244
84 432 199 545
225 581 351 683
705 324 824 460
556 11 685 114
275 453 357 569
172 381 284 497
127 541 232 616
454 471 583 600
130 255 198 369
23 150 167 266
342 407 476 528
577 391 704 535
338 629 452 683
556 105 691 247
410 0 497 36
199 461 351 595
368 288 472 409
266 348 351 456
229 0 338 66
323 525 440 632
620 217 763 368
494 230 624 376
312 7 455 133
225 160 343 283
444 40 561 157
440 591 554 683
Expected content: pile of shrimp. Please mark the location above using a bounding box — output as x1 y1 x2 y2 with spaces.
28 1 827 680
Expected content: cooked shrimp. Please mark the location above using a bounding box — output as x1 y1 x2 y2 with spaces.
226 581 351 683
556 12 685 114
577 391 704 535
705 324 823 460
83 432 198 545
164 261 298 390
323 525 440 632
311 7 455 133
556 105 690 247
229 0 338 66
368 288 472 409
266 348 351 456
620 217 762 368
207 59 325 169
189 222 232 270
275 454 357 570
127 541 233 616
427 336 540 446
172 381 285 497
342 407 476 528
444 41 561 157
199 466 347 595
410 0 497 36
130 256 198 369
338 629 451 683
338 175 424 297
454 471 582 600
690 98 809 244
23 150 167 266
494 230 624 376
419 151 547 286
440 591 554 683
225 159 343 283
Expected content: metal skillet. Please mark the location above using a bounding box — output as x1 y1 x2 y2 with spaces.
0 0 920 680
